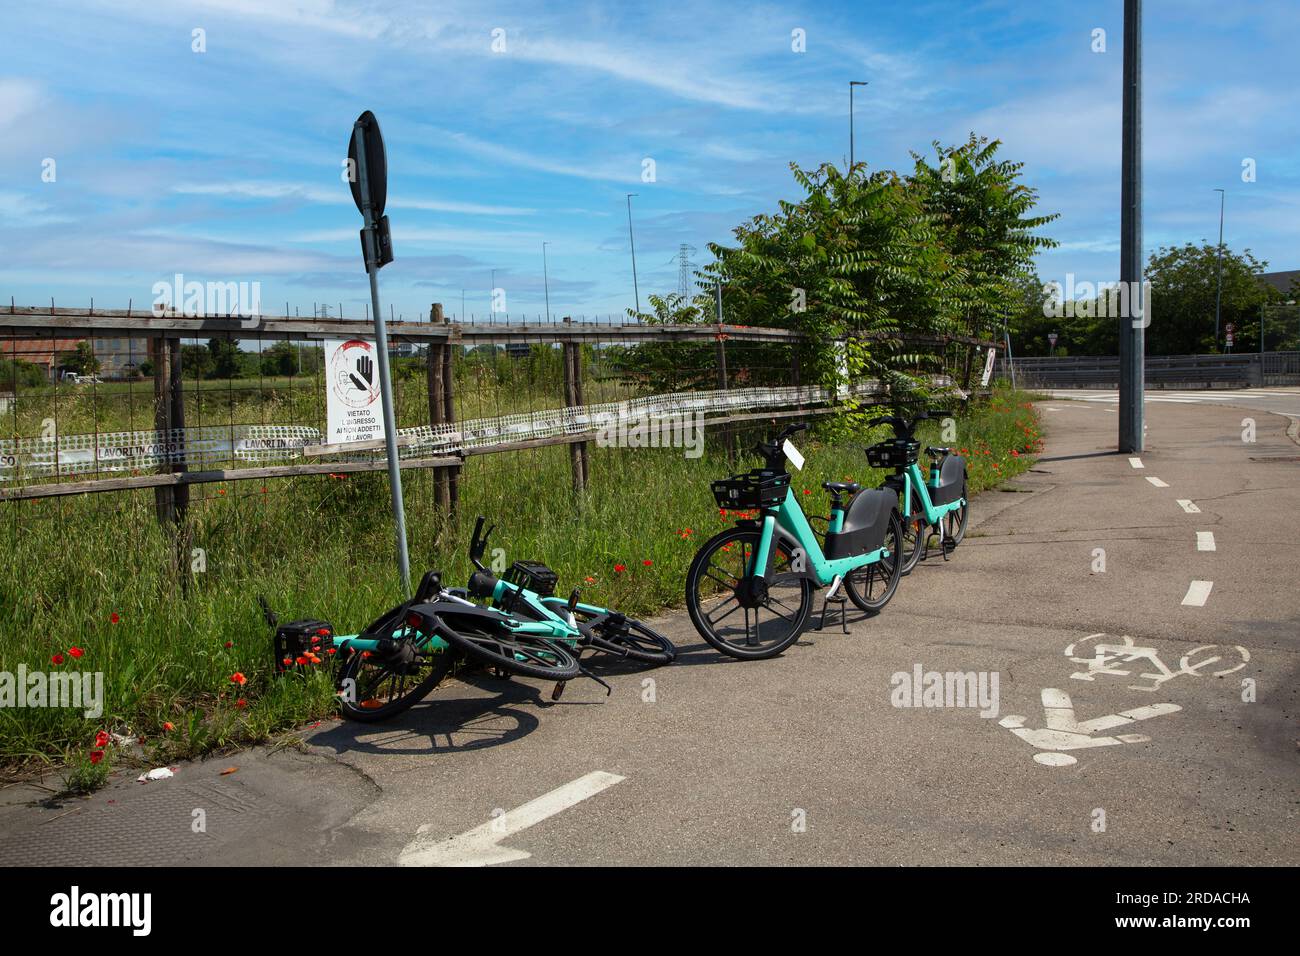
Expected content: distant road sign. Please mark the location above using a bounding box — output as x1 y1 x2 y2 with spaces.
348 110 387 217
1048 333 1058 348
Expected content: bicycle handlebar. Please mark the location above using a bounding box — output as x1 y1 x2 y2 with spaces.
469 515 494 571
753 421 809 470
869 410 954 438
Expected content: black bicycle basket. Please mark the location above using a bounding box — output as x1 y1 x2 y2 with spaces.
711 470 792 510
505 560 558 597
866 439 921 469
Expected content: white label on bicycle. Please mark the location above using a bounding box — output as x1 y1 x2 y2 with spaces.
783 440 805 471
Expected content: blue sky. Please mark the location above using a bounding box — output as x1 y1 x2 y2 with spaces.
1 0 1295 321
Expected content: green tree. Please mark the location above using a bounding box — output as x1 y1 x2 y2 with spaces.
58 341 100 376
208 337 244 378
1144 243 1271 354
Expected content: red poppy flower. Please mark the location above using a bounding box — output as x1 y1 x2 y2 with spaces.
584 576 596 584
235 698 247 709
282 657 292 667
51 653 64 665
110 612 120 624
89 750 104 765
297 655 310 665
162 722 175 732
95 730 110 748
230 672 247 686
224 641 233 649
614 564 626 573
642 559 653 567
326 647 337 655
68 646 84 659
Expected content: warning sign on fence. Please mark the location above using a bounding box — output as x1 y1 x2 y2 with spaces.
325 338 386 445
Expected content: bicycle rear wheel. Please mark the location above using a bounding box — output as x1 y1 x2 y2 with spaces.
337 638 454 723
685 526 812 660
942 484 969 548
844 512 904 614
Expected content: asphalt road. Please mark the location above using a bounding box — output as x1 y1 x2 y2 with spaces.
4 394 1297 866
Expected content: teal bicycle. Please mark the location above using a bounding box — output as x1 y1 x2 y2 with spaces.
685 422 904 660
867 411 969 574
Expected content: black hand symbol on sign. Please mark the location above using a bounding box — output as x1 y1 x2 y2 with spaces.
350 355 374 393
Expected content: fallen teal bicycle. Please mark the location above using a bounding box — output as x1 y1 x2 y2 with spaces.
685 422 903 660
868 410 969 574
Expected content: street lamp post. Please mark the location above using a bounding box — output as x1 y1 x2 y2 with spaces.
542 241 551 323
849 80 868 172
1213 188 1225 350
626 193 641 319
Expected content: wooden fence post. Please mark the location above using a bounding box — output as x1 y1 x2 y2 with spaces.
426 303 460 521
715 328 734 463
152 334 189 586
562 317 588 494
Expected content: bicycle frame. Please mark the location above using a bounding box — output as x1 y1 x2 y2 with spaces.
895 461 966 526
749 486 889 588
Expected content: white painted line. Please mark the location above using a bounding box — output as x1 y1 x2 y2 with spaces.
1181 581 1213 607
398 771 625 867
1177 499 1201 513
1128 457 1144 469
1196 531 1216 551
1145 476 1169 487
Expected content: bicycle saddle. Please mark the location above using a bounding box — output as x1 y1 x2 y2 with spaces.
925 446 951 457
822 481 860 495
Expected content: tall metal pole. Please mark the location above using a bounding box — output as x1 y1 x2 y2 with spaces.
1213 188 1225 350
542 241 552 323
1118 0 1144 453
626 193 640 319
849 80 867 172
353 120 411 593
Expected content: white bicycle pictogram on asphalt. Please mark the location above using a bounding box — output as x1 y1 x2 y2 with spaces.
1064 633 1249 693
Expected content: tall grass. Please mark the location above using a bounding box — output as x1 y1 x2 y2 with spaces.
0 386 1041 776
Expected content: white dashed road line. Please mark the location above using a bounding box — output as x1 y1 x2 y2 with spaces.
1197 531 1216 551
1128 457 1144 468
1181 581 1214 607
1177 499 1201 513
1145 476 1169 487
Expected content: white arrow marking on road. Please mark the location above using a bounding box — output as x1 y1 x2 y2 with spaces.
1177 499 1201 513
1128 457 1144 469
398 771 625 867
1197 531 1216 551
1145 476 1169 487
999 688 1181 767
1181 580 1213 607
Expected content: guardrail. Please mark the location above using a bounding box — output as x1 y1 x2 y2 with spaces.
999 352 1300 388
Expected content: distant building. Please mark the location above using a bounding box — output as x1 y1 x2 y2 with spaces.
1259 270 1299 299
3 337 86 380
92 336 145 379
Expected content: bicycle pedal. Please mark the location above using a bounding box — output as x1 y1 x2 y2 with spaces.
551 680 567 701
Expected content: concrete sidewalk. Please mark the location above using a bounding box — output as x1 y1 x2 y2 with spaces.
2 398 1297 866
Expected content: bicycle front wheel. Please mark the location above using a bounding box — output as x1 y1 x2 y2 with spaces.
578 611 676 666
438 625 582 682
337 641 454 723
685 526 812 660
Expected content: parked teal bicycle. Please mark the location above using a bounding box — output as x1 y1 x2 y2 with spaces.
685 422 903 660
868 411 969 574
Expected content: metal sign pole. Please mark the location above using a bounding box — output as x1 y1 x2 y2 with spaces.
354 119 411 594
1118 0 1145 452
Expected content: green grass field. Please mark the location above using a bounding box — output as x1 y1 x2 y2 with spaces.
0 385 1042 788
